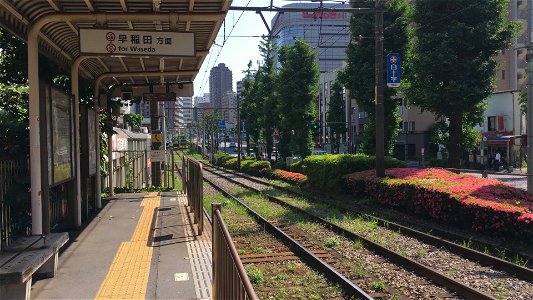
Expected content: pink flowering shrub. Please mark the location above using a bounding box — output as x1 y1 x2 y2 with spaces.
271 169 308 186
344 168 533 233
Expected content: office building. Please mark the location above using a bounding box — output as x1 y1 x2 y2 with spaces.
271 3 350 73
209 63 233 109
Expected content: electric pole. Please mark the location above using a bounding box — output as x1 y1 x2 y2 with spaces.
526 0 533 194
375 0 385 177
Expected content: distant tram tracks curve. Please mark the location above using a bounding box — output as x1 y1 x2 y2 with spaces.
201 164 533 300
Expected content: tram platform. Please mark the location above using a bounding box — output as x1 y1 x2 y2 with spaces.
31 191 212 300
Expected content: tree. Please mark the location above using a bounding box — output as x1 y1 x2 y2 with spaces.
339 0 410 155
326 81 346 154
256 37 279 159
123 113 144 128
276 39 320 159
240 61 261 157
404 0 519 168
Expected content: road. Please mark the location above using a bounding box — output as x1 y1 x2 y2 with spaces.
462 171 528 190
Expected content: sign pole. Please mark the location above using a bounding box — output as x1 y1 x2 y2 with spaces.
237 93 241 170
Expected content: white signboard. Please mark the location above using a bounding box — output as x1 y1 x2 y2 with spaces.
79 29 195 57
151 150 166 162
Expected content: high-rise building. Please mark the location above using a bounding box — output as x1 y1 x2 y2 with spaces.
193 93 211 122
209 63 233 109
271 3 350 73
495 1 528 92
221 91 237 129
177 97 193 130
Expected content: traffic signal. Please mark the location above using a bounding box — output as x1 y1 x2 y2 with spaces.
311 123 319 130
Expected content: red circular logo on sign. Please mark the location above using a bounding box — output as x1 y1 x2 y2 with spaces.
106 43 116 53
390 56 398 64
106 32 116 41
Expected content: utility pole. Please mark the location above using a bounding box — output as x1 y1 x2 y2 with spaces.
375 0 385 177
151 101 161 186
237 93 242 170
526 0 533 194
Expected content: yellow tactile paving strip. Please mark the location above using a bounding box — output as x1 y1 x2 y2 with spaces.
95 192 160 300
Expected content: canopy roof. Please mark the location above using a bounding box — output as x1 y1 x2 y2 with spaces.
0 0 230 87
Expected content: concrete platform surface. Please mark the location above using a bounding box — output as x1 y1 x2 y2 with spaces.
31 191 212 300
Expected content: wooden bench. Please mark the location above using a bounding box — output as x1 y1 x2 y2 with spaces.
0 233 69 300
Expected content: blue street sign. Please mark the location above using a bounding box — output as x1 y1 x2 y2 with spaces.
240 121 246 132
386 53 401 88
218 120 225 130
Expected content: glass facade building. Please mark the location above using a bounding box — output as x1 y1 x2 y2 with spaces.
271 3 350 73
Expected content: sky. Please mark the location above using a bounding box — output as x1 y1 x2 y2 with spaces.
192 0 348 99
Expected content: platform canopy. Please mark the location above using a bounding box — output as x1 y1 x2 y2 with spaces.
0 0 230 87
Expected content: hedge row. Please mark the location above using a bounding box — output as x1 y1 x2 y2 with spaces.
214 153 271 176
298 154 405 190
344 168 533 234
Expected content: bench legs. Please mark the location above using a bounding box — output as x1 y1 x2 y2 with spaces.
36 252 58 278
0 278 32 300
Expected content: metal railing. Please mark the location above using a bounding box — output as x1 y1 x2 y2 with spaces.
211 203 258 300
108 150 149 190
0 158 30 250
184 156 204 235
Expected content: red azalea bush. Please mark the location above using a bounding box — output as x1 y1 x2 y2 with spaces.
271 169 308 186
344 168 533 233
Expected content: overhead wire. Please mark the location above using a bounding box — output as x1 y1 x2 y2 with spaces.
196 0 253 97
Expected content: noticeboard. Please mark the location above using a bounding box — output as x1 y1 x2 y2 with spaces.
47 86 74 185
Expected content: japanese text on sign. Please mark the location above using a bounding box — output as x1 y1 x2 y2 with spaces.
80 29 195 57
386 53 401 88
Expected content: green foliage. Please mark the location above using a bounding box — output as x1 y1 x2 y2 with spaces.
326 81 346 154
300 154 405 191
0 83 29 157
339 0 409 155
240 61 261 154
276 39 320 159
246 266 264 285
257 37 279 158
403 0 519 167
324 237 341 248
214 152 271 175
123 113 144 128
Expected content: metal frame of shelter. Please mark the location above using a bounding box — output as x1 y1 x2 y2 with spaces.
0 0 231 235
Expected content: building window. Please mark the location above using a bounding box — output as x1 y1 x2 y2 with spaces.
487 116 496 131
501 70 505 80
403 121 415 132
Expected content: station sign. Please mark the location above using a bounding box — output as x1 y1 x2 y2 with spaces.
386 53 401 88
143 92 177 102
79 29 195 57
151 150 166 162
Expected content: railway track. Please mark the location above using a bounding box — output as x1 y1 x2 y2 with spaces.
204 162 533 272
201 164 533 300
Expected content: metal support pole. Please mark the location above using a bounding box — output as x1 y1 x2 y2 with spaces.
93 82 102 208
107 114 114 196
28 27 42 235
71 57 83 226
375 1 385 178
237 93 241 170
162 112 168 189
526 0 533 194
151 101 161 186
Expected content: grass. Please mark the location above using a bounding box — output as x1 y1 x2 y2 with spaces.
324 237 340 248
246 266 264 284
370 280 386 291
